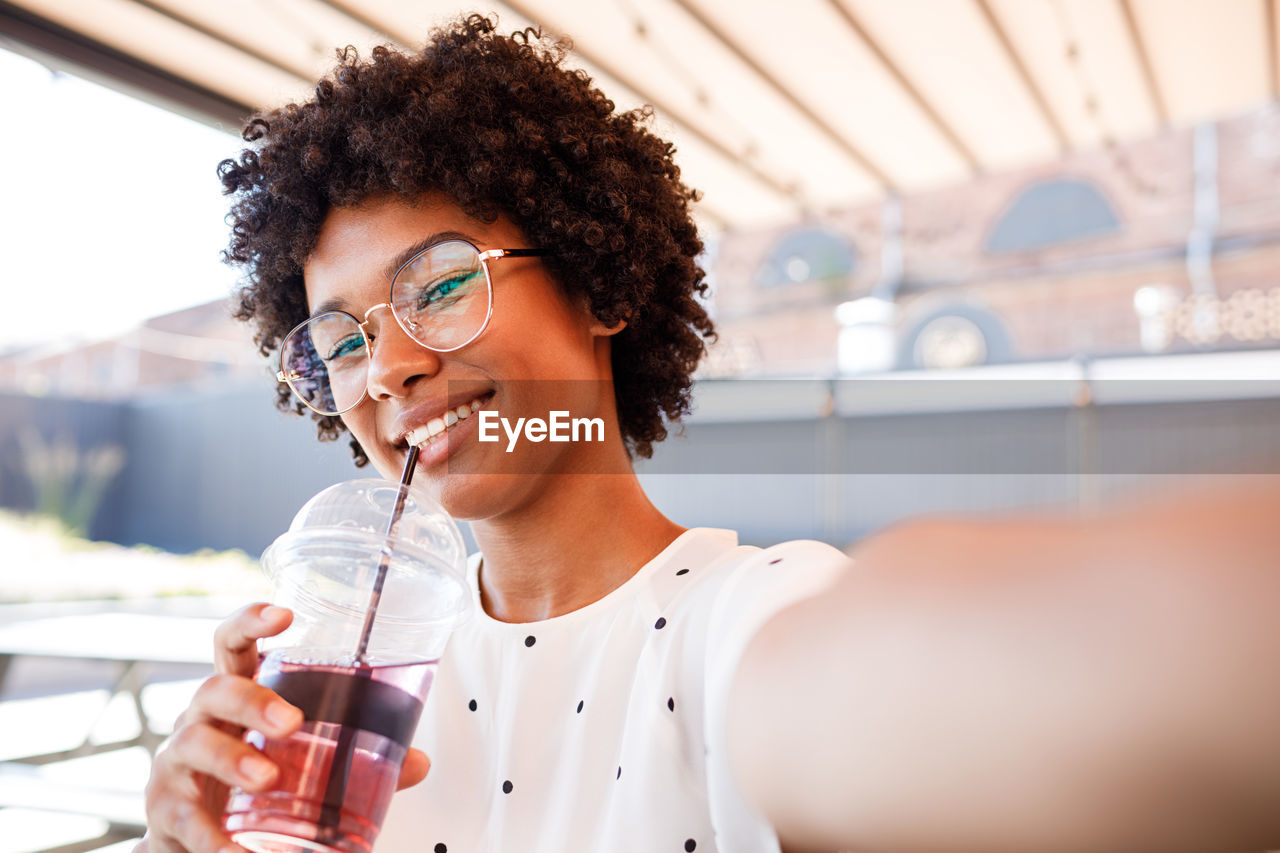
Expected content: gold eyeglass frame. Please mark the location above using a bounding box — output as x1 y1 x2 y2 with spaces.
276 239 546 416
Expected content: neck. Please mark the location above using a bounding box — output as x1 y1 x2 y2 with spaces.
469 470 685 623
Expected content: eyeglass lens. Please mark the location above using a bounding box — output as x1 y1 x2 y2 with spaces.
390 239 490 351
279 240 491 415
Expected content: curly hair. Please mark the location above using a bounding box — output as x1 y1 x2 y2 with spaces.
218 13 715 466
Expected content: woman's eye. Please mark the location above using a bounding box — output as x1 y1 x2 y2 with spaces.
416 271 478 309
322 334 366 363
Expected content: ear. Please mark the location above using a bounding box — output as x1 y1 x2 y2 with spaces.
590 316 628 337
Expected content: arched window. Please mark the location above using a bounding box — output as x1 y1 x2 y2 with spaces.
897 301 1011 370
755 227 857 289
986 177 1120 253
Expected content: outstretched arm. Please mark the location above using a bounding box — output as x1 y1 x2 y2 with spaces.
728 478 1280 853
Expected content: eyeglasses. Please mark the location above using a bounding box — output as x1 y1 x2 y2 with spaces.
277 239 546 415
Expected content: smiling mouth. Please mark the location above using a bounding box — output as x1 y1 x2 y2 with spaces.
404 392 494 449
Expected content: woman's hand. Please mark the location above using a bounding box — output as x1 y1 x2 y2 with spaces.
136 603 431 852
137 603 300 853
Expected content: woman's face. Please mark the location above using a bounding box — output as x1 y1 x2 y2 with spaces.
303 193 624 519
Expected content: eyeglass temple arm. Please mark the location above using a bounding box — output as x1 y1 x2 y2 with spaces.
479 248 547 261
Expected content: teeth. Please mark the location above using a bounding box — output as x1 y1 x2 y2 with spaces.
405 426 428 447
404 395 490 449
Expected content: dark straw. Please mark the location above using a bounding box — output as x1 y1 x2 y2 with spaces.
319 444 421 839
355 444 419 662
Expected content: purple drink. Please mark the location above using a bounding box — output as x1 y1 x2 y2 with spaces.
229 478 471 851
225 655 436 853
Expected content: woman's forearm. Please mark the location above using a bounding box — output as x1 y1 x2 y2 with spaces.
729 477 1280 853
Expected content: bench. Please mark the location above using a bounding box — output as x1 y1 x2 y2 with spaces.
0 610 222 851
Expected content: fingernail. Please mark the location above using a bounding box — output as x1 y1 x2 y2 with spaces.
265 700 302 730
239 754 275 784
261 605 289 622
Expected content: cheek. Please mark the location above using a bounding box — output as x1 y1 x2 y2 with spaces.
339 410 370 442
513 316 599 377
340 410 385 464
494 287 595 357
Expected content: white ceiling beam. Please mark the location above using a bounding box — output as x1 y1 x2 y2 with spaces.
822 0 981 175
310 0 802 214
303 0 396 44
666 0 896 191
123 0 316 84
1117 0 1170 127
500 0 801 204
0 0 250 129
972 0 1069 155
6 0 310 113
1269 0 1279 100
1124 0 1268 126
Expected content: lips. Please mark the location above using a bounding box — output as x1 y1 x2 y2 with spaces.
397 391 494 449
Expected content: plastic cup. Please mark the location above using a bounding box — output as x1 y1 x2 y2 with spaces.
223 479 470 853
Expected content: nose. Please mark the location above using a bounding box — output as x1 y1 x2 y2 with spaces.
363 306 442 401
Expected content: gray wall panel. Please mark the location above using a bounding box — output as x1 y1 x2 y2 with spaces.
118 382 360 554
0 392 130 541
3 385 1278 557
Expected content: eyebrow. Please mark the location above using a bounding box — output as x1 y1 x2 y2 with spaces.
383 230 477 281
309 229 479 319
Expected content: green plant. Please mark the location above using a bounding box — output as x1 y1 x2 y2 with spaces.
18 428 125 537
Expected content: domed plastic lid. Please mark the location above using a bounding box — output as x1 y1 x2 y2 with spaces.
283 478 466 573
261 479 471 662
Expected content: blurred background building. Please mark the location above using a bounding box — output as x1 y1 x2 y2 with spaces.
701 106 1280 375
10 104 1280 392
0 300 263 400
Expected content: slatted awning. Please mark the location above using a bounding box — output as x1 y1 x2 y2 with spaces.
2 0 1276 229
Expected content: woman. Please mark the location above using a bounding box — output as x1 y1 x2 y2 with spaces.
139 15 1280 853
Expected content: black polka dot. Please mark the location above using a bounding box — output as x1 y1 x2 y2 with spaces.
524 635 536 647
685 840 697 851
654 617 667 630
616 765 622 779
502 779 513 794
667 696 675 712
434 845 447 853
468 699 477 712
768 558 782 565
576 699 584 713
676 568 689 576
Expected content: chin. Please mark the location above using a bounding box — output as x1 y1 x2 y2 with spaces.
417 471 538 522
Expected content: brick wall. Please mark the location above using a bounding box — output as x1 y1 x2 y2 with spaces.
708 104 1280 374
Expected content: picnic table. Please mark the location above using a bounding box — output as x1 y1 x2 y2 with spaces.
0 609 222 851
